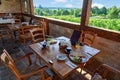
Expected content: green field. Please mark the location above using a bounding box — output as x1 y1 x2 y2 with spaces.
47 16 120 31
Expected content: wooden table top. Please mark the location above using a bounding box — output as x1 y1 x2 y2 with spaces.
8 23 39 31
8 24 21 30
0 18 14 24
29 36 100 79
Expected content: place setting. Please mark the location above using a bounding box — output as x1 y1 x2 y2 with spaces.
46 38 57 44
54 53 78 69
68 51 89 63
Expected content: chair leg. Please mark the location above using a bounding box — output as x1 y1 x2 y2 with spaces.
1 37 5 46
46 76 52 80
11 35 15 46
23 39 26 47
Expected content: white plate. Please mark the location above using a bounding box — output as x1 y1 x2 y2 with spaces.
57 54 67 61
69 52 89 63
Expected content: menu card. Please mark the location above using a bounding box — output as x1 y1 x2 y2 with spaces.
70 30 81 45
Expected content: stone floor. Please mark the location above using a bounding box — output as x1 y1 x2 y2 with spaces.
0 38 92 80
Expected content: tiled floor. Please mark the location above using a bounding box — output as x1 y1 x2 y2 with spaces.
0 38 93 80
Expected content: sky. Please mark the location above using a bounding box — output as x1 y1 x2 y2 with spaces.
33 0 120 8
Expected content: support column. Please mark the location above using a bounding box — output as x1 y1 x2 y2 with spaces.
29 0 34 15
80 0 92 30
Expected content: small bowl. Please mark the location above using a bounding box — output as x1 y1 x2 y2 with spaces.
65 47 72 54
42 44 46 48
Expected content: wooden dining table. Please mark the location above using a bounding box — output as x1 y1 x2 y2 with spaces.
29 36 100 80
8 22 39 39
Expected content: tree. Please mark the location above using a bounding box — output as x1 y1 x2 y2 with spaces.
107 6 119 19
118 7 120 19
92 6 100 15
53 10 57 15
100 7 107 15
34 8 40 15
62 10 70 15
70 9 74 15
74 9 81 17
56 9 62 16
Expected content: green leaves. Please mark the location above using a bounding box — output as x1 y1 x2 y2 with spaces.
89 19 120 31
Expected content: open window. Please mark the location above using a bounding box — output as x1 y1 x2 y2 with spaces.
33 0 83 23
89 0 120 32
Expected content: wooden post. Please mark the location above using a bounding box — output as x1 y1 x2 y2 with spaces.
29 0 34 15
80 0 92 30
0 0 1 5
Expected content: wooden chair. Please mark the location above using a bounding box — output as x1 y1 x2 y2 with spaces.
18 25 34 46
30 19 42 26
0 30 14 45
30 27 45 43
92 64 120 80
80 31 97 46
0 49 52 80
41 19 47 34
14 19 21 24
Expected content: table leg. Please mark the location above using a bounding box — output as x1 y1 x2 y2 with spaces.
13 30 17 40
53 75 59 80
80 63 86 73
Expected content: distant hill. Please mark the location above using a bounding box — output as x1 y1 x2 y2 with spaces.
34 7 80 9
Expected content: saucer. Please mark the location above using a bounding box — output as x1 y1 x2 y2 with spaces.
57 54 67 61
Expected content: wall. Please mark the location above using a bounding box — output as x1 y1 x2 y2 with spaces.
0 0 21 13
49 23 73 38
49 23 120 70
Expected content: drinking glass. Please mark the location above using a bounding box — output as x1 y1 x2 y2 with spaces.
75 42 81 49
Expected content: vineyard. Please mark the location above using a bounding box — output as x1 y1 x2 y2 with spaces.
47 16 120 31
34 6 120 31
89 19 120 31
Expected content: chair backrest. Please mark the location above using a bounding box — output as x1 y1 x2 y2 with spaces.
0 49 21 79
70 30 82 45
80 31 97 46
41 19 47 34
93 64 120 80
0 30 10 35
30 27 45 43
19 25 34 35
14 19 21 24
30 19 42 25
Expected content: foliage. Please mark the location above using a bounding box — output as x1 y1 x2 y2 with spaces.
47 15 80 23
89 19 120 31
107 6 119 19
34 6 120 31
47 16 120 31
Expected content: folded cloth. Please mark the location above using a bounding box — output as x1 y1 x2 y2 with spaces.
65 61 77 69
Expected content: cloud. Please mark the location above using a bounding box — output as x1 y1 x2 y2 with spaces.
65 4 73 8
51 0 68 5
92 3 104 8
54 0 67 3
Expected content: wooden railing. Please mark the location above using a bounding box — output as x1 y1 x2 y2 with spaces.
21 13 120 42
